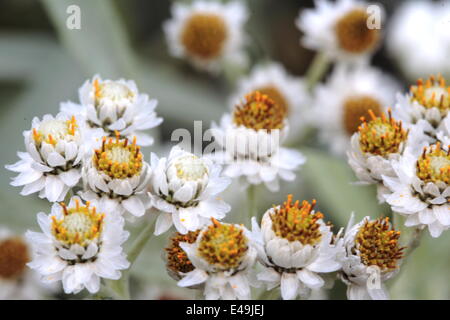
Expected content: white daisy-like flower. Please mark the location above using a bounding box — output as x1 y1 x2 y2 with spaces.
61 75 162 146
177 219 257 300
26 196 130 294
393 74 450 141
296 0 384 64
313 64 399 156
163 0 249 73
229 62 310 142
250 195 344 300
212 91 306 192
387 0 450 81
79 134 152 219
149 146 231 235
5 113 92 202
339 215 403 300
383 141 450 238
347 109 426 202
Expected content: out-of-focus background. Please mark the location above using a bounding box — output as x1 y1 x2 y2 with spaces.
1 0 450 299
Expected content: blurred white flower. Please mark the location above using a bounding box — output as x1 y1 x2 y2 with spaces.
313 64 399 156
163 0 249 73
5 113 93 202
212 91 305 192
297 0 384 64
177 219 256 300
339 215 403 300
26 197 130 294
80 134 152 219
61 75 162 146
387 0 450 81
250 195 343 300
149 146 231 235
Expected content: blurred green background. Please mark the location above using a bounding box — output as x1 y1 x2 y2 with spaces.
0 0 448 299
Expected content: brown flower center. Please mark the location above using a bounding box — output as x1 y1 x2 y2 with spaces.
335 8 380 54
0 237 29 280
343 95 382 135
166 231 200 275
257 86 289 115
181 13 228 60
416 142 450 184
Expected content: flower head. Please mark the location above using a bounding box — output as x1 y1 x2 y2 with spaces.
165 231 200 281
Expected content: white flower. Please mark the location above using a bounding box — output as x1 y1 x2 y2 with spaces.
383 142 450 238
229 62 310 142
250 195 344 300
387 0 450 81
296 0 384 64
177 220 257 300
313 64 399 156
149 146 231 235
80 135 152 219
339 215 403 300
5 113 92 202
163 0 249 73
393 74 450 141
212 91 306 192
61 75 162 146
26 196 130 294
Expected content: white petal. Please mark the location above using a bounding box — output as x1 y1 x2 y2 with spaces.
178 269 208 287
280 273 299 300
297 269 324 289
121 196 145 217
47 152 67 167
154 213 173 235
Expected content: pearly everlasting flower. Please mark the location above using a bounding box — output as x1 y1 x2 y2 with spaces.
177 219 257 300
229 62 310 142
6 113 92 202
165 230 200 283
212 91 306 192
149 146 231 235
61 75 162 146
347 109 425 202
387 0 450 81
26 197 130 294
393 74 450 141
0 227 51 299
296 0 384 64
80 134 152 219
340 215 404 300
250 195 344 300
313 64 398 156
163 0 249 73
383 142 450 238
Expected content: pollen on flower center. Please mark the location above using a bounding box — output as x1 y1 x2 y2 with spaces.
343 95 382 135
410 75 450 113
0 237 29 280
334 8 380 54
416 142 450 184
233 91 286 131
355 217 404 271
181 13 228 59
51 199 104 247
93 133 143 179
33 116 77 146
257 86 289 115
94 79 135 108
359 109 409 156
166 230 200 275
173 155 208 181
270 195 324 245
198 219 248 270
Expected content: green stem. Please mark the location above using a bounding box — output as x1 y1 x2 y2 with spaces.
305 51 330 91
247 185 257 226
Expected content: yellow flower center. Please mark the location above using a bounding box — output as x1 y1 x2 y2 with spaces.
416 142 450 184
51 199 104 247
0 237 29 280
93 79 135 108
233 91 286 131
334 8 380 54
32 116 77 146
198 219 248 270
257 86 289 115
270 195 324 245
181 13 228 60
355 217 403 271
166 230 200 275
174 155 208 181
359 109 409 156
343 95 382 135
410 75 450 114
93 133 143 179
